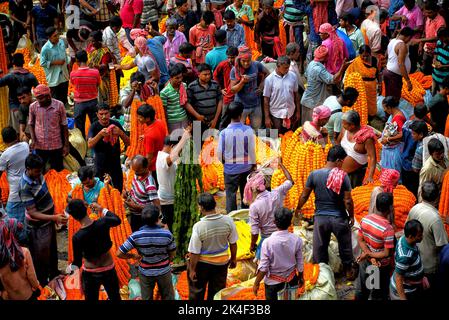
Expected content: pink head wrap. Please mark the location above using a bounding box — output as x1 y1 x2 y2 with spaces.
314 45 329 62
134 36 151 56
130 28 149 41
326 167 347 195
33 84 51 97
312 105 331 123
318 23 334 35
379 168 400 193
243 172 267 205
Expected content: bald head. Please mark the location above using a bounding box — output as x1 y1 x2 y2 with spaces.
131 155 149 176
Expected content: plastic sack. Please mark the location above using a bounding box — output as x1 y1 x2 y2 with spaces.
376 95 386 119
351 220 361 259
298 263 337 300
214 277 265 300
424 89 433 106
227 259 257 283
128 278 142 300
233 220 258 261
398 98 414 120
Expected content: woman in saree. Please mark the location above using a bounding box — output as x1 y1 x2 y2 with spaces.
300 105 331 147
346 45 379 121
87 30 115 106
318 23 348 75
380 96 407 175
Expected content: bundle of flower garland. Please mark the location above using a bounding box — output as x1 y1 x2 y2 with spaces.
297 263 320 296
97 185 133 287
68 62 79 97
400 77 426 106
44 169 72 215
410 72 433 90
14 48 47 85
200 137 225 192
108 69 119 107
0 27 9 151
68 184 133 287
343 72 368 126
363 140 382 183
271 128 331 218
0 173 9 203
351 183 416 230
255 137 278 165
0 1 8 13
147 95 168 135
438 172 449 236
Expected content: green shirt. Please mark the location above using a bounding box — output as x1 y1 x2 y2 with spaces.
225 4 254 21
160 82 188 123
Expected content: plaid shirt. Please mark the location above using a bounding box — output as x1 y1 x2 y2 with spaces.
95 0 113 22
28 98 68 150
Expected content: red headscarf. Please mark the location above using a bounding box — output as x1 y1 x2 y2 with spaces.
33 84 51 97
326 167 347 195
314 45 329 62
234 46 252 82
379 169 400 193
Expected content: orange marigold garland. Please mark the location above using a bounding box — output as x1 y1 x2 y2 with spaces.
438 172 449 236
352 183 416 230
0 173 9 203
343 72 368 126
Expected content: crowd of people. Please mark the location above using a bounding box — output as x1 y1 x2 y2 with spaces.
0 0 449 302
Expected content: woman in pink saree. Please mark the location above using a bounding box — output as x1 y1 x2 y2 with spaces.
318 23 349 75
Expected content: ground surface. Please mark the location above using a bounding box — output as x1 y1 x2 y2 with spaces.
56 192 355 300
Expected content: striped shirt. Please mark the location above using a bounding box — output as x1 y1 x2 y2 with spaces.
119 225 176 277
283 0 307 24
390 236 424 295
130 173 158 213
160 82 188 123
220 24 245 49
188 213 239 265
70 67 101 103
19 173 54 225
359 214 395 266
187 80 222 123
412 142 424 171
141 0 161 25
432 40 449 85
28 98 68 150
225 4 254 21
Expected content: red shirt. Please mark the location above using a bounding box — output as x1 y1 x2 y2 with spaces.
70 67 101 103
213 60 234 105
143 119 166 171
424 14 446 54
120 0 144 29
358 214 395 266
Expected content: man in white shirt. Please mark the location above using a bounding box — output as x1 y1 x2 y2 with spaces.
263 56 300 134
323 87 359 144
0 126 30 243
155 125 191 230
361 5 382 54
102 16 136 65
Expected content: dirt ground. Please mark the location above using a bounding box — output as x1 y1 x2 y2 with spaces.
56 192 355 300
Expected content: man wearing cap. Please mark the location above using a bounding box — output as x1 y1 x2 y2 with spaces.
163 18 188 67
40 26 70 107
28 84 70 172
300 46 349 124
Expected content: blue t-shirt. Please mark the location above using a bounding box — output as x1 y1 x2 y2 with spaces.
31 5 58 40
205 46 228 72
147 36 170 86
230 61 264 109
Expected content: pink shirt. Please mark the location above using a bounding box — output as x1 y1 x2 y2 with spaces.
249 180 293 237
395 5 424 38
28 98 68 150
120 0 144 28
424 14 446 54
163 31 187 66
258 230 304 285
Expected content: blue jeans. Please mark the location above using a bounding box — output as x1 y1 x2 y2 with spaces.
124 28 134 45
255 235 268 260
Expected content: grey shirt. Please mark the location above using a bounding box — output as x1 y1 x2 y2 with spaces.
0 142 30 202
407 202 449 274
